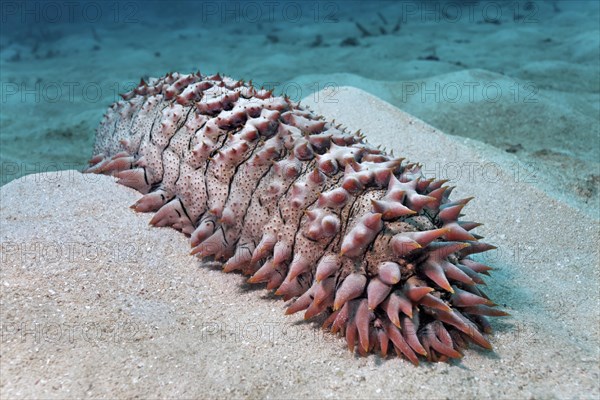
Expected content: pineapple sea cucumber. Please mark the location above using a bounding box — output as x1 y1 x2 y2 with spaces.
87 71 507 364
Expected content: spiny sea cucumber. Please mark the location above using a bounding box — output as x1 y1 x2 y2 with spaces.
87 71 507 364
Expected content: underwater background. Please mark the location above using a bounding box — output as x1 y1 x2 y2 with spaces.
1 2 600 398
0 0 598 214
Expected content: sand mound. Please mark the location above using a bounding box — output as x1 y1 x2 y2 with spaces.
293 70 599 214
1 88 598 399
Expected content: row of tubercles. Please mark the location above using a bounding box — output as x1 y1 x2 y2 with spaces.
277 168 506 363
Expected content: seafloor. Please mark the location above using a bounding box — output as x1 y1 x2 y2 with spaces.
0 1 599 399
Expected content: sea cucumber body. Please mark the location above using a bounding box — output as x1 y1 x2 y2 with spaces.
88 72 505 363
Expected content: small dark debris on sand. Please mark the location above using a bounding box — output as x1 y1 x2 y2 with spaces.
340 37 360 47
505 143 524 153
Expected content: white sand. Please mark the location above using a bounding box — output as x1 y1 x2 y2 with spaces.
1 88 598 399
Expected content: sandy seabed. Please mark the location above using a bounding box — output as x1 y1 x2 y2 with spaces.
1 88 598 399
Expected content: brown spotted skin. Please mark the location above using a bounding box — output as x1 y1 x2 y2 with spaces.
87 71 507 364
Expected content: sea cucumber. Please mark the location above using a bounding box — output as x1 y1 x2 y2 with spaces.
87 71 507 364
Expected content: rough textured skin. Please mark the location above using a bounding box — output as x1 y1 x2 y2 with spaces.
87 72 507 364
